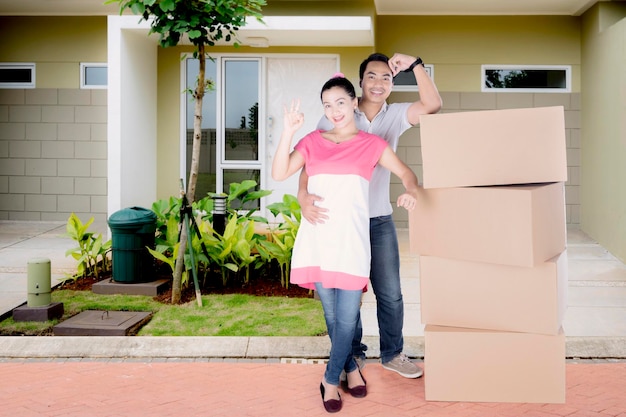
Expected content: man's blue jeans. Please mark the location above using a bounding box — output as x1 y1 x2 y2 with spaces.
352 215 404 364
315 283 362 386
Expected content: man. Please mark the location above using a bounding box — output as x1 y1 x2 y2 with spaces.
298 52 442 378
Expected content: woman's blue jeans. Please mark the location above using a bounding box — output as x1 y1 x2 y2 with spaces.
315 283 362 386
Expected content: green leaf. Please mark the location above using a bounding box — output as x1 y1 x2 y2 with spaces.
69 252 82 261
188 29 202 39
155 244 171 254
243 221 255 241
248 215 268 224
92 235 102 256
159 0 175 12
222 214 239 240
218 242 233 260
228 180 257 201
241 189 272 204
65 213 82 240
148 247 174 269
224 263 238 272
130 2 145 15
166 216 181 247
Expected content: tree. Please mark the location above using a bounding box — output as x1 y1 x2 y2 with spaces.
109 0 265 303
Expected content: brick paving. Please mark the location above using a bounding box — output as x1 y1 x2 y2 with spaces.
1 360 625 417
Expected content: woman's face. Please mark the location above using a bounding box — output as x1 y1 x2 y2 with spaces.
322 86 357 128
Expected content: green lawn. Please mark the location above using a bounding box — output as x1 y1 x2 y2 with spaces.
0 290 327 337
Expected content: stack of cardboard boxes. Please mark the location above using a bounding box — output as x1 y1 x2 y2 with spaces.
409 106 568 403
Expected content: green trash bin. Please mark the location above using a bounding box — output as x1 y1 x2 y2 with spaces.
108 206 157 283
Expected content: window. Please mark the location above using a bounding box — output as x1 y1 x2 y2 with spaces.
184 56 261 200
482 65 571 93
80 63 107 89
0 63 35 88
392 64 434 92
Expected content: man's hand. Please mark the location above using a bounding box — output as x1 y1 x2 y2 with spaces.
388 53 418 77
396 191 417 211
298 191 329 224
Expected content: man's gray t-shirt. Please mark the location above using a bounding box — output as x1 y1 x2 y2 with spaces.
317 101 412 218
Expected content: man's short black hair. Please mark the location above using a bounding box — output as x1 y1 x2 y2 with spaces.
359 53 390 82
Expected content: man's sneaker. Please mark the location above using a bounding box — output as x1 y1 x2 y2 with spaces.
381 353 423 378
340 356 367 381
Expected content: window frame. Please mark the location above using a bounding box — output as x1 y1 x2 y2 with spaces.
481 64 571 93
0 63 36 88
181 54 264 197
80 63 108 89
391 64 434 92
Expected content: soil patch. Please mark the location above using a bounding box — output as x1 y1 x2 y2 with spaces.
58 261 313 304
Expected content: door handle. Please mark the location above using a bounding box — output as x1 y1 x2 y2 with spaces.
267 116 273 143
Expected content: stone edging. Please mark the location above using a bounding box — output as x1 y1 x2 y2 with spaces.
0 336 625 359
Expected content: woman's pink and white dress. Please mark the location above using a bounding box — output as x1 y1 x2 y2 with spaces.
290 129 388 291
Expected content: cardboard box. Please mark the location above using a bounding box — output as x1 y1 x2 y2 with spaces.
425 325 565 403
419 106 567 189
409 182 566 267
420 251 568 334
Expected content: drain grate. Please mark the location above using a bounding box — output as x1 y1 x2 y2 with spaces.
280 358 327 364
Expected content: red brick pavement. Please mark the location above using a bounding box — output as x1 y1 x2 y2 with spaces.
1 361 625 417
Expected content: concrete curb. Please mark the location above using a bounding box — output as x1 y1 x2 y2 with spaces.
565 336 626 358
1 336 624 359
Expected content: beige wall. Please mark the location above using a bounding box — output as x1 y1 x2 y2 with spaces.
375 15 582 228
376 15 581 93
0 13 592 235
0 17 108 89
0 17 108 223
262 0 375 17
0 88 108 223
581 3 626 262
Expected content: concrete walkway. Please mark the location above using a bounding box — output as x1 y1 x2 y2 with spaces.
1 220 626 416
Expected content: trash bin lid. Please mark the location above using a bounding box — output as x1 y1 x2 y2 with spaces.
108 206 157 227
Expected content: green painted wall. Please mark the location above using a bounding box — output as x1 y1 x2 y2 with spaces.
581 3 626 262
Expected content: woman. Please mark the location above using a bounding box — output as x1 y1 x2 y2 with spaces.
272 74 419 413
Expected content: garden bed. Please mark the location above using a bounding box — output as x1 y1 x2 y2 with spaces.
58 261 312 304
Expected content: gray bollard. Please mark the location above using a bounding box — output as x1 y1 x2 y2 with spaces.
27 258 52 307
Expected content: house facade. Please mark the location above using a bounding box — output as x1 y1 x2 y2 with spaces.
0 0 625 262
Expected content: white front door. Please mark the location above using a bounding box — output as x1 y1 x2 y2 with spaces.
263 56 338 218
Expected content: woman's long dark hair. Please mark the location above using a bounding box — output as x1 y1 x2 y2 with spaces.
320 74 357 101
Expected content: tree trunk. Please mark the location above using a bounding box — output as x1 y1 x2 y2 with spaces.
187 44 206 203
171 44 207 304
171 221 187 304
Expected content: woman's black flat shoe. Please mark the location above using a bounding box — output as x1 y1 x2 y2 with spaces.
320 382 342 413
342 368 367 398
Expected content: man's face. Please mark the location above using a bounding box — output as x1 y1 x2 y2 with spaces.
360 60 393 103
